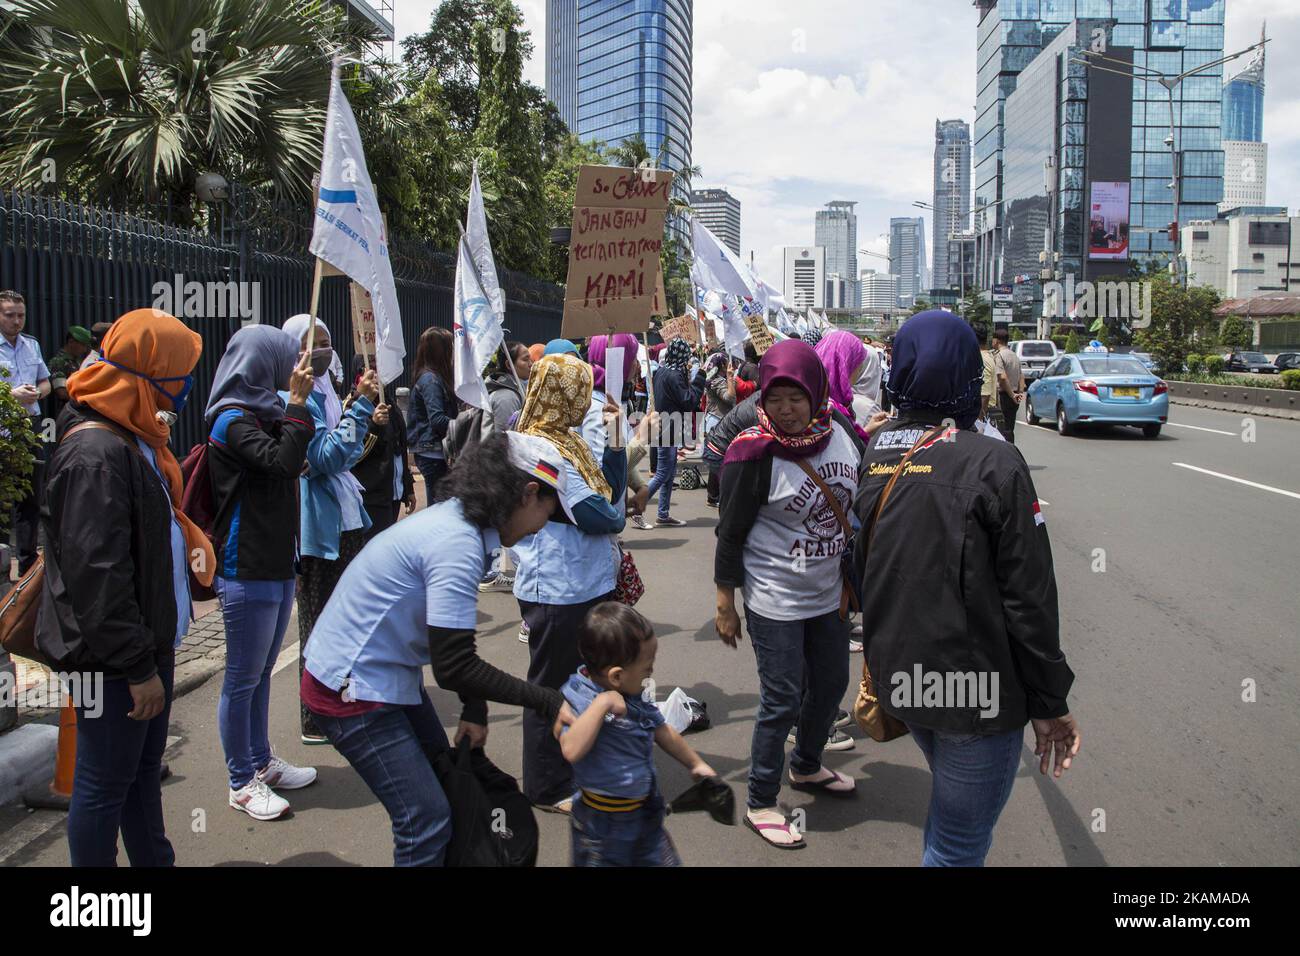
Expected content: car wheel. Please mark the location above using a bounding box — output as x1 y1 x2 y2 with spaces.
1142 424 1161 439
1056 404 1073 436
1026 399 1040 426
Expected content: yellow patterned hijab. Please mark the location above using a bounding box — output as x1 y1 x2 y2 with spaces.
517 353 612 499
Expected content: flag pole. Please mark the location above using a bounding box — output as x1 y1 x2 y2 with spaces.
305 257 323 355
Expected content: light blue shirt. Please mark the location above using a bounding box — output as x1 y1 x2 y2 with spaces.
304 499 498 706
136 439 191 647
512 457 619 606
0 333 50 415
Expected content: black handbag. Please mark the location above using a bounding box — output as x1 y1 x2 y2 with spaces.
424 736 538 867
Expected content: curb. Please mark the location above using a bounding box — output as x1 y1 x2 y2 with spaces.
1168 396 1300 421
174 657 226 699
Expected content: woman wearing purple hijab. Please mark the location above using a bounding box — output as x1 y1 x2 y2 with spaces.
582 333 650 516
713 339 861 850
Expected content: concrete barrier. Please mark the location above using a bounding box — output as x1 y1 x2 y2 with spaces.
1166 380 1300 421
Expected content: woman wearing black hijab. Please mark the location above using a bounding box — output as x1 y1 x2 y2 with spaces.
347 353 416 540
852 311 1081 867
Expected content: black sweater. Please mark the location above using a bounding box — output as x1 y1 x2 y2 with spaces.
207 404 315 580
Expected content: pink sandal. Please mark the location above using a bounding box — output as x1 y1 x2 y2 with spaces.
744 814 806 851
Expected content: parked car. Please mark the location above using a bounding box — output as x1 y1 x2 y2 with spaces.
1132 351 1156 371
1026 353 1169 438
1224 351 1278 374
1273 352 1300 371
1010 339 1059 381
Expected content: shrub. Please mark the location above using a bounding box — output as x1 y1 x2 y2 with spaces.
1204 355 1226 375
1050 334 1068 350
1063 331 1081 354
0 374 39 531
1282 369 1300 391
1185 353 1205 374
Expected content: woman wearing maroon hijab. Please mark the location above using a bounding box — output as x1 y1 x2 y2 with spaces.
713 340 861 850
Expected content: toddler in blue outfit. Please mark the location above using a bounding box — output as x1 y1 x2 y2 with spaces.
561 602 714 866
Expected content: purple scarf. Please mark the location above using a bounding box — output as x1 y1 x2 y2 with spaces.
586 332 639 395
723 339 834 468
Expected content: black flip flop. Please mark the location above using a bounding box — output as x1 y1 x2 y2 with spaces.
789 768 857 798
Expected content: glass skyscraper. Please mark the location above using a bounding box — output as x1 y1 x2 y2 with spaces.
546 0 693 198
815 202 858 311
932 119 972 291
1221 43 1264 143
974 0 1226 285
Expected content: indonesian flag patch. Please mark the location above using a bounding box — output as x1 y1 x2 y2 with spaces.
1032 500 1045 526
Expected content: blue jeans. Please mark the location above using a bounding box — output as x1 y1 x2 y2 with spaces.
570 790 681 867
646 445 678 520
215 576 296 789
67 657 175 867
907 724 1024 867
744 608 850 810
312 688 453 867
416 455 448 496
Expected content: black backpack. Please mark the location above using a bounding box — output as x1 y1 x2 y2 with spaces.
424 737 538 867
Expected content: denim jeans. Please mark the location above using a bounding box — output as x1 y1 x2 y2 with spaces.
570 790 681 867
645 445 678 520
215 576 296 789
744 608 850 810
312 688 453 867
67 657 176 867
416 455 448 496
907 724 1024 867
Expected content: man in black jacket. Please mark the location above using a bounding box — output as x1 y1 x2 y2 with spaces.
638 338 706 529
851 311 1079 867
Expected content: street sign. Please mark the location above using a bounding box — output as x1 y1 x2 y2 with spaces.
992 284 1014 303
993 306 1014 324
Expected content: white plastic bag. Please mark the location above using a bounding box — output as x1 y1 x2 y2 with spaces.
657 687 697 734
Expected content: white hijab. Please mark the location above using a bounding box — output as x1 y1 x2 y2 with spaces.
851 347 883 426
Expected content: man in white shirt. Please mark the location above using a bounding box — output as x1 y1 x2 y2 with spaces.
0 291 51 574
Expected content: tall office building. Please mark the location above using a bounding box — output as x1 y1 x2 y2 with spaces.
974 0 1226 288
783 247 826 310
815 202 859 311
546 0 693 226
889 217 927 308
860 269 900 311
932 119 971 291
1222 27 1265 143
1220 141 1268 212
691 188 741 257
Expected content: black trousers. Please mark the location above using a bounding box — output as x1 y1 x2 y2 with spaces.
517 590 617 806
13 416 44 574
997 392 1018 444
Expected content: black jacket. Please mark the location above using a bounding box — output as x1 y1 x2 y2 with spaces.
36 403 178 683
347 396 415 509
852 413 1074 734
653 364 706 446
207 403 315 580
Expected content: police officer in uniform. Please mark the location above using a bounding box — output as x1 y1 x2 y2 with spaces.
0 291 51 575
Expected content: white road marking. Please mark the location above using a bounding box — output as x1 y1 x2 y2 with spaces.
0 812 64 865
272 642 300 676
1166 422 1236 436
1172 463 1300 501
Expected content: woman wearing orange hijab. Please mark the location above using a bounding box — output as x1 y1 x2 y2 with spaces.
36 308 211 867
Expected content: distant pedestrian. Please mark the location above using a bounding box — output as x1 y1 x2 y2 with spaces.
347 353 415 540
991 330 1025 443
641 338 705 530
408 327 455 492
46 325 93 424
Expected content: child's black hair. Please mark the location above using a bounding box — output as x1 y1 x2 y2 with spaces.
578 602 655 675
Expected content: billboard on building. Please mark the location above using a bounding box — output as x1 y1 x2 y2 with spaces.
1088 182 1130 260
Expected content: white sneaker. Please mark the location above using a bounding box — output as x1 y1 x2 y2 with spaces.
256 754 317 791
518 621 530 644
229 778 291 821
630 514 650 530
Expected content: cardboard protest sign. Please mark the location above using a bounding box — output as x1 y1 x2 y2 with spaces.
659 315 698 345
743 311 774 356
350 282 377 359
562 165 675 338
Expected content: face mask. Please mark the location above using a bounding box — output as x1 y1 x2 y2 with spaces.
308 348 332 378
100 358 193 413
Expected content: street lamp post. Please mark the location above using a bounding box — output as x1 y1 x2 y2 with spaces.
1073 37 1268 287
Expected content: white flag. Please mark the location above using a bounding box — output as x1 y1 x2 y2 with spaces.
453 235 503 410
750 269 786 313
309 59 405 384
466 163 505 325
691 218 756 299
775 308 795 334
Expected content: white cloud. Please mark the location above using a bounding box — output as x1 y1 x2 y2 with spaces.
398 0 1300 288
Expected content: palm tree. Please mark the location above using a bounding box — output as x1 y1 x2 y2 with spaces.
0 0 378 205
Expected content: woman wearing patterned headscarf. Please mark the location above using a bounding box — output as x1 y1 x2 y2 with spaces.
510 352 629 813
714 339 861 851
637 337 706 529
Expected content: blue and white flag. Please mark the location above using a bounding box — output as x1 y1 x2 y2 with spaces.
691 218 756 300
453 235 503 410
309 59 404 384
466 162 505 325
775 308 795 335
750 269 786 314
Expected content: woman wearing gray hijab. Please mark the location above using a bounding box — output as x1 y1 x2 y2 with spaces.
205 325 320 821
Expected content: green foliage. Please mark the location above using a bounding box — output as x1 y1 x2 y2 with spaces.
0 372 39 531
1185 353 1205 374
1204 354 1226 375
0 0 380 205
1172 370 1293 390
1010 327 1025 341
1218 315 1252 351
1281 370 1300 391
909 299 932 316
1132 273 1222 376
1063 331 1081 354
959 288 990 327
1051 334 1069 350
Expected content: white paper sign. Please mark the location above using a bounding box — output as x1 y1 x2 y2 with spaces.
605 345 626 449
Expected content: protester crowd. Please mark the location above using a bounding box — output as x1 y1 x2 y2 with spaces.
4 294 1081 868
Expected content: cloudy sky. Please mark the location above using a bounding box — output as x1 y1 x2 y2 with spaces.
396 0 1298 285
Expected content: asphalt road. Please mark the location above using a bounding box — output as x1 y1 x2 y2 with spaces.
3 403 1297 867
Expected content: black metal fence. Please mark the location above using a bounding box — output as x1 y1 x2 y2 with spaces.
0 189 565 453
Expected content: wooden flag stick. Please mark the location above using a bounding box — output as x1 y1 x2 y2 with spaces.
305 257 324 355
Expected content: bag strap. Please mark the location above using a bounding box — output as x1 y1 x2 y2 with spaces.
62 419 143 457
867 424 946 545
793 456 854 541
